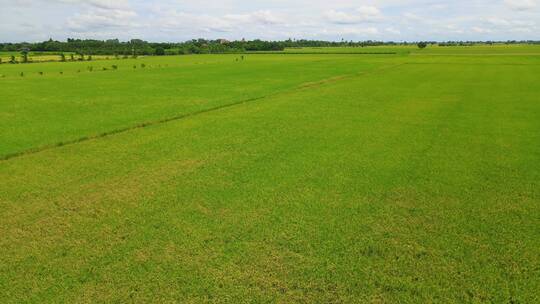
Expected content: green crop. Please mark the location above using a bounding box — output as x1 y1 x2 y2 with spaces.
1 46 539 303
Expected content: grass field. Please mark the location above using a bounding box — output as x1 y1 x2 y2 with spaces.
1 46 539 302
283 44 540 55
413 44 540 55
283 46 415 54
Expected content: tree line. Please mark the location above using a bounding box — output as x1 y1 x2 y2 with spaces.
1 38 399 55
1 38 539 56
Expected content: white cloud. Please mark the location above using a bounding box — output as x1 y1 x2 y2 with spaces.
503 0 538 11
156 11 234 33
482 16 537 36
385 27 401 35
57 0 131 10
322 27 380 36
402 12 423 21
486 17 511 26
225 10 284 25
1 0 539 42
472 26 492 33
325 6 382 24
66 6 137 33
152 9 285 35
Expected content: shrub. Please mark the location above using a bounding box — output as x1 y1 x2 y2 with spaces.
141 63 146 68
60 53 66 62
102 67 108 71
112 65 118 70
70 54 75 61
87 55 93 61
0 58 3 64
38 71 43 76
155 47 165 56
10 56 17 64
88 66 93 72
20 72 24 77
417 42 428 49
21 51 29 63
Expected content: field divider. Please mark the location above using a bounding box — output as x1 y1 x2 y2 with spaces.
297 62 407 90
0 62 406 163
246 51 400 55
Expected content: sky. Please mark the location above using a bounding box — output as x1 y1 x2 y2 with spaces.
1 0 539 42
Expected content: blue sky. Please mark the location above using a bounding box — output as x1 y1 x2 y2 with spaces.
1 0 539 42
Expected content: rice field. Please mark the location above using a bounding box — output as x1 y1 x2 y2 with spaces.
0 45 539 303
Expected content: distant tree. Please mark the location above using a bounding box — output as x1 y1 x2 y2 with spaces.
60 53 66 62
155 47 165 56
87 55 92 61
3 37 540 57
417 42 428 49
21 50 29 63
0 58 2 64
10 55 16 64
70 54 75 61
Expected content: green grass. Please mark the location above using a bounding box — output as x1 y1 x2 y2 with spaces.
415 44 540 55
0 47 539 303
283 46 415 54
0 54 401 158
282 44 540 55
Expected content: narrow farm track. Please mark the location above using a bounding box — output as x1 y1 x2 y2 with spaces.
0 62 406 162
